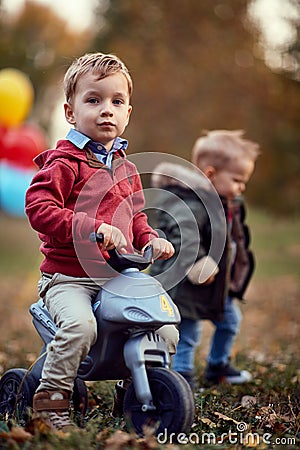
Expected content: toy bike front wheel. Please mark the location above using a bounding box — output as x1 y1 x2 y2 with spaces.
123 367 194 436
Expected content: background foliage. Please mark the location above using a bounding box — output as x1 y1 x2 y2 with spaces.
0 0 300 214
0 1 299 447
0 209 299 448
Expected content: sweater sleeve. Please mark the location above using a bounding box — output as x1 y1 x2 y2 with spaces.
25 160 103 244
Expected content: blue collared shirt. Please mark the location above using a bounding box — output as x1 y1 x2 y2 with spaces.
66 128 128 168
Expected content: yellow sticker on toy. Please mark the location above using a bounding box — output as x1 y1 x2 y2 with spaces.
160 295 174 317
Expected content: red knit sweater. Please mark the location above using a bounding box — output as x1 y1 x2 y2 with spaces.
25 140 157 277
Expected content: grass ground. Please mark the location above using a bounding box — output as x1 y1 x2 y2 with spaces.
0 208 299 449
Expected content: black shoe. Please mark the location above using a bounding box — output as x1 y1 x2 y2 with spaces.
177 371 196 390
205 363 252 384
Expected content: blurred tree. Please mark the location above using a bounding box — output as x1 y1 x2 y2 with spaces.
92 0 300 214
286 23 300 79
0 0 92 130
0 0 299 213
249 0 300 81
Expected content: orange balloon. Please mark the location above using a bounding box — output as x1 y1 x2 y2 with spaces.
0 68 34 127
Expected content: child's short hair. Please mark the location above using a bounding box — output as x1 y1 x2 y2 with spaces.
192 130 260 170
63 52 133 103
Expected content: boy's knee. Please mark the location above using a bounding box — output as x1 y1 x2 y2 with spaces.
68 316 97 347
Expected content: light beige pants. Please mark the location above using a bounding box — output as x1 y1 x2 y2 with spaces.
37 273 179 393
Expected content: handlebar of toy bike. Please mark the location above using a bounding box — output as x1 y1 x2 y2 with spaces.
89 232 153 272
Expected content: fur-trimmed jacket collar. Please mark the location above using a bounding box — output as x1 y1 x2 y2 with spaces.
151 162 212 192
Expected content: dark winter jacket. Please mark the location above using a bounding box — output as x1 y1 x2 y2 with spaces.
149 163 254 322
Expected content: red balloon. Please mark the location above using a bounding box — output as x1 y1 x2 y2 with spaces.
1 123 47 168
0 124 8 159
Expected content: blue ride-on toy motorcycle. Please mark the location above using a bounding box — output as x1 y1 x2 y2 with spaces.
0 233 194 436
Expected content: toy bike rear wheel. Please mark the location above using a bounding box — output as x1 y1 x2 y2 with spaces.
0 369 88 424
0 368 37 423
123 367 194 436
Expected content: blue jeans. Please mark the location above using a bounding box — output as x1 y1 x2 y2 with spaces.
172 297 242 373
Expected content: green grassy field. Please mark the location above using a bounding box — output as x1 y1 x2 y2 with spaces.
0 208 299 449
248 208 300 280
1 207 299 279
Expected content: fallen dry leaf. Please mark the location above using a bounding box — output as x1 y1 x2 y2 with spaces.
241 395 257 408
105 429 136 450
137 435 159 450
214 411 240 425
242 432 266 448
200 417 217 428
0 426 32 443
26 416 52 435
255 406 278 429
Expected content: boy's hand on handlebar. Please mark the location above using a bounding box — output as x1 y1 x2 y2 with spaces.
97 223 127 253
147 237 175 260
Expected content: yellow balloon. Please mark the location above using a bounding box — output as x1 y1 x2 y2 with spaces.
0 68 34 127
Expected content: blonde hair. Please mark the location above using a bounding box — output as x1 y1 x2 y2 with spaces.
192 130 260 170
63 52 133 103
